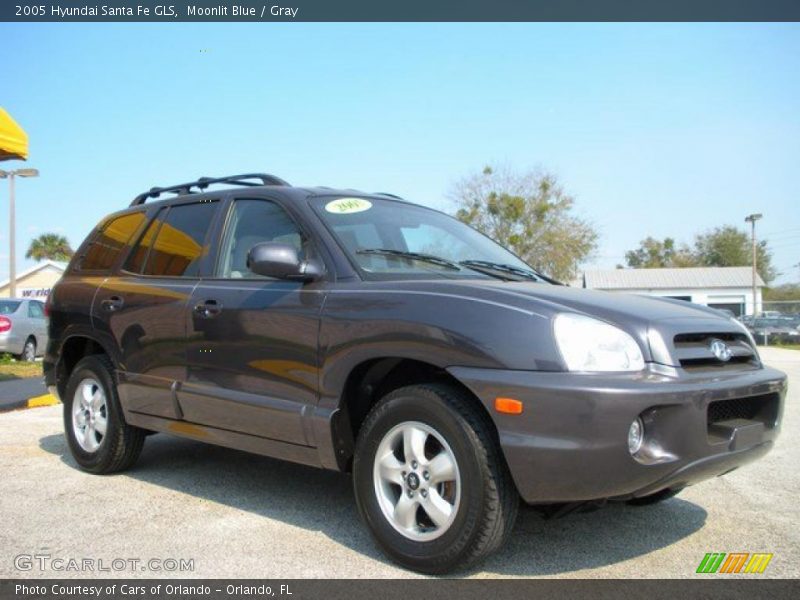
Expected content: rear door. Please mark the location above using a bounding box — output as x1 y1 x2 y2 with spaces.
93 200 221 420
179 196 325 445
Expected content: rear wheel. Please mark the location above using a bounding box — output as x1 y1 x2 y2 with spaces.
63 355 145 474
19 337 36 362
353 384 518 574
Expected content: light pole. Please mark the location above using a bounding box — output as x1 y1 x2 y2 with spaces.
744 213 762 317
0 168 39 298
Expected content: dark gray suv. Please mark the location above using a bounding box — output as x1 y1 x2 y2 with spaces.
45 173 787 573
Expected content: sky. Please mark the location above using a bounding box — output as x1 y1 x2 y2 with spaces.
1 23 799 284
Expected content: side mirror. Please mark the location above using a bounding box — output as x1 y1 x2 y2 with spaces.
246 242 323 282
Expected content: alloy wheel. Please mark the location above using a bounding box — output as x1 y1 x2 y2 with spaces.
372 421 461 541
71 378 108 453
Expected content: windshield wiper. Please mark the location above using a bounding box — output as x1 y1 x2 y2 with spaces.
356 249 462 271
460 260 562 285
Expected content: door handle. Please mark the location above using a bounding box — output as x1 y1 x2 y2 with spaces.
193 299 223 318
101 296 124 312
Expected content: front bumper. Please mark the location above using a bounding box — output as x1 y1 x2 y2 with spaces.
448 364 787 504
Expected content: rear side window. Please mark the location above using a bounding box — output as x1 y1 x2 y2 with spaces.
79 212 147 272
125 212 162 274
28 301 45 318
130 202 217 277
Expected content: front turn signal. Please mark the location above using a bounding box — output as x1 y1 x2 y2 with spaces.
494 397 523 415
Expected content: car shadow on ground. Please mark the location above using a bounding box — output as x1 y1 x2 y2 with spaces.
39 432 707 577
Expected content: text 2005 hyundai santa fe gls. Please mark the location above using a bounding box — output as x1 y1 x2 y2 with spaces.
44 174 786 573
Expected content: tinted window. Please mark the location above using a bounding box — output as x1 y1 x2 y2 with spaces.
28 301 45 318
141 202 217 277
80 212 147 272
218 199 304 278
125 212 162 274
0 301 21 314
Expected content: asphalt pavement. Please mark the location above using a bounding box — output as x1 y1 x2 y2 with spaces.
0 348 797 579
0 377 46 411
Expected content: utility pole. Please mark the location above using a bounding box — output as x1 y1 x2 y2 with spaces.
745 213 763 317
0 168 39 298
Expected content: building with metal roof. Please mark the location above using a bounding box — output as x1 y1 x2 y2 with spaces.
0 260 67 299
575 266 764 316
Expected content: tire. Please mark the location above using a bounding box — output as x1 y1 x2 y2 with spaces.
63 355 145 474
353 383 519 574
627 487 683 506
19 337 36 362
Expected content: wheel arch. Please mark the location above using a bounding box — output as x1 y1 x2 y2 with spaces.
55 334 118 399
328 356 501 473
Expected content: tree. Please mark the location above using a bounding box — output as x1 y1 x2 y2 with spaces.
450 165 598 282
622 225 778 284
25 233 74 262
693 225 777 284
764 283 800 302
625 237 697 268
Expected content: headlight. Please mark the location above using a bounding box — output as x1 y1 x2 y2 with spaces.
554 313 645 372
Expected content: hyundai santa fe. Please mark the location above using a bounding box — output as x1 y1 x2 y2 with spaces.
44 173 787 573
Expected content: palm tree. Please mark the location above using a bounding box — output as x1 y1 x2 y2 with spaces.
25 233 74 262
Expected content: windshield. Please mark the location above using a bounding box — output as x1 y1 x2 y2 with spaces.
0 301 21 314
313 196 543 281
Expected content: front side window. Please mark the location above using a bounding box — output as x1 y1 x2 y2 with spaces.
79 212 147 272
128 202 217 277
217 199 305 279
313 196 541 281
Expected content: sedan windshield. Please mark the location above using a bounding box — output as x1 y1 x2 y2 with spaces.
314 196 547 282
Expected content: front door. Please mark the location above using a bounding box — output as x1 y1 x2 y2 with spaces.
179 197 325 446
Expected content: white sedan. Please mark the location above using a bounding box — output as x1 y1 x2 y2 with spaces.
0 298 48 361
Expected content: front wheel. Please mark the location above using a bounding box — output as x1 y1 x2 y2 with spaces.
353 384 518 574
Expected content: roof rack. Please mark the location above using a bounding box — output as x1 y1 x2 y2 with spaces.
130 173 290 206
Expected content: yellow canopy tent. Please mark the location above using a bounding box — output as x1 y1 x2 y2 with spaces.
0 107 29 161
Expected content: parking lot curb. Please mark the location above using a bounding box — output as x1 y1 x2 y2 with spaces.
0 393 60 412
26 393 59 408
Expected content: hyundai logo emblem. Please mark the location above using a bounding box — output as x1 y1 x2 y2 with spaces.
709 339 733 362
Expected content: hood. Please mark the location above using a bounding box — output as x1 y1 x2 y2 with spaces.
372 279 752 367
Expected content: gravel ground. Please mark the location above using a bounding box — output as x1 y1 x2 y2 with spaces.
0 347 797 579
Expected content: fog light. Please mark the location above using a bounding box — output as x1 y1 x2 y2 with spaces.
628 417 644 455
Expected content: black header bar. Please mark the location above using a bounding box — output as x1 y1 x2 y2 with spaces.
2 1 800 22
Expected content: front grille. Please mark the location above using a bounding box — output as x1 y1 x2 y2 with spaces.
707 393 779 428
673 332 758 372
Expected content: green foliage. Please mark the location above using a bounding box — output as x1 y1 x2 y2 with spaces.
450 165 598 282
693 225 776 283
625 237 697 268
764 283 800 302
625 225 777 284
0 353 14 365
25 233 74 262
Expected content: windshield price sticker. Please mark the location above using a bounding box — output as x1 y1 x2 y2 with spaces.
325 198 372 214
